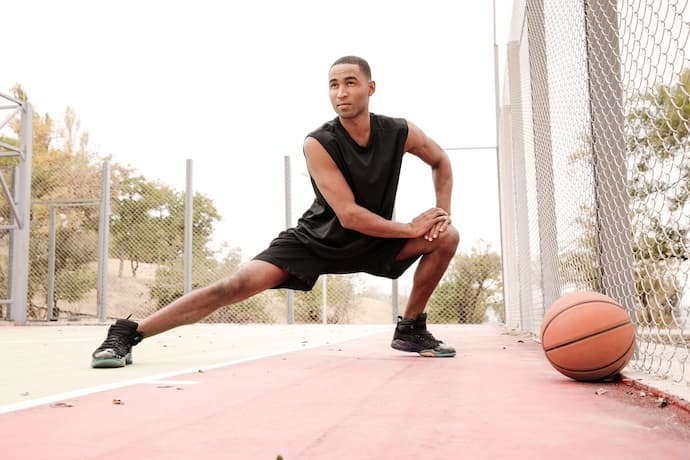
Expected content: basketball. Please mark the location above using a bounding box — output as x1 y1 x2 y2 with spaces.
540 291 635 382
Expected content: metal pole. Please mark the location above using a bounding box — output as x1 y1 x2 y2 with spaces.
10 103 32 324
184 159 193 294
322 275 327 324
507 39 535 331
583 0 637 316
527 0 560 311
391 207 399 322
47 206 56 320
97 161 111 322
392 278 399 322
284 155 294 324
6 167 16 320
492 0 509 324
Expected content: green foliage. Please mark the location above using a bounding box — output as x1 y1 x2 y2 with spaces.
7 89 106 313
557 204 602 292
628 69 690 155
150 246 274 323
564 68 690 324
626 69 690 322
9 85 228 318
111 175 179 272
54 270 97 303
110 174 221 277
427 243 502 324
0 237 8 302
293 275 356 323
28 216 100 310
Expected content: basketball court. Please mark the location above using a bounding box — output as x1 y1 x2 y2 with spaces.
2 322 689 459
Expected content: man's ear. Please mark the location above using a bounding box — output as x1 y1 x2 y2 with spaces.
369 80 376 96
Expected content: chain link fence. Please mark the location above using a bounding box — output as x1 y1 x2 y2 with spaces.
499 0 690 384
0 99 19 319
1 103 502 326
0 91 31 323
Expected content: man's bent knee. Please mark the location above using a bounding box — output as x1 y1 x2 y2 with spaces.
441 225 460 251
431 224 459 255
396 224 460 261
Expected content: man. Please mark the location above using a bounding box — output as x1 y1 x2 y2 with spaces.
91 56 459 368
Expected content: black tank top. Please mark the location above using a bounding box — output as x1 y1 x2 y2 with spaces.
290 113 409 259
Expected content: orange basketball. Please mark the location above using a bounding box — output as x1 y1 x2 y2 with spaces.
540 291 635 382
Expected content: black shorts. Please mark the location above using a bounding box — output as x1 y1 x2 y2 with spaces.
252 230 421 291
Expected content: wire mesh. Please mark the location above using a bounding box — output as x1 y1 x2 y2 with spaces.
500 0 690 384
0 117 19 320
2 119 502 326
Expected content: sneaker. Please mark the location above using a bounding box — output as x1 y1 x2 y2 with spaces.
91 317 143 368
391 313 456 357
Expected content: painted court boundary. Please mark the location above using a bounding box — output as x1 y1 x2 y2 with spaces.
0 328 383 415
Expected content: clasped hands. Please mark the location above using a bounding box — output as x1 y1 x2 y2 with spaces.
409 208 452 242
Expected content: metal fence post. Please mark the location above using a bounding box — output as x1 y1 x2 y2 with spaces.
498 97 520 328
391 207 399 322
527 0 560 312
97 161 111 322
322 276 327 324
10 102 32 324
583 0 637 316
184 159 193 294
391 278 399 323
507 38 536 332
47 206 56 320
284 155 294 324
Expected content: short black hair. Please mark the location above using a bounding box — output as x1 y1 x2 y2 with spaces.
331 56 372 80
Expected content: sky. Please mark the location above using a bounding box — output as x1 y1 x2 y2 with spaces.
4 0 516 289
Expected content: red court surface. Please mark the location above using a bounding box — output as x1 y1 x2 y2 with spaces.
2 324 689 460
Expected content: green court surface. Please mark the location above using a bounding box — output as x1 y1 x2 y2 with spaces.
0 322 389 410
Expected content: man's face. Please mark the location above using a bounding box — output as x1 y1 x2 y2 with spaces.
328 63 375 119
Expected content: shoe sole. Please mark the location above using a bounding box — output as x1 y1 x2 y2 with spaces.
391 339 456 358
91 353 132 368
418 349 456 358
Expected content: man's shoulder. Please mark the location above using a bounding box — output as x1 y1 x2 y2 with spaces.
371 113 408 132
308 118 339 138
304 119 339 151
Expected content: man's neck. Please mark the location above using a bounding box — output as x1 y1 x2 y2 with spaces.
339 112 371 147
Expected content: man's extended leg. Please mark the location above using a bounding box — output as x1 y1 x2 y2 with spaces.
91 260 289 368
137 260 288 337
391 225 459 357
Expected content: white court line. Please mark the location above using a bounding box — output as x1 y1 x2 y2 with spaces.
0 328 386 415
142 380 200 385
0 339 96 344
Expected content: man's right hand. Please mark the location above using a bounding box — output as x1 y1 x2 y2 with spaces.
408 208 451 241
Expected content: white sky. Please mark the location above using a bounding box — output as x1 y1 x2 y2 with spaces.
4 0 516 288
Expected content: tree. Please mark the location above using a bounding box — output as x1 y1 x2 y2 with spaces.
3 84 235 320
557 204 602 293
625 68 690 326
167 190 220 263
110 169 222 278
111 175 179 276
150 244 274 323
7 89 104 314
50 226 98 307
427 242 502 324
293 274 356 323
0 86 125 318
561 69 690 326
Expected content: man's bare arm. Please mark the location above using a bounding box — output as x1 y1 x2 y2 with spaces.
303 136 448 239
403 121 454 240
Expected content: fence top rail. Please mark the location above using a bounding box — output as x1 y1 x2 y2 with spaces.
34 199 100 207
0 92 24 106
